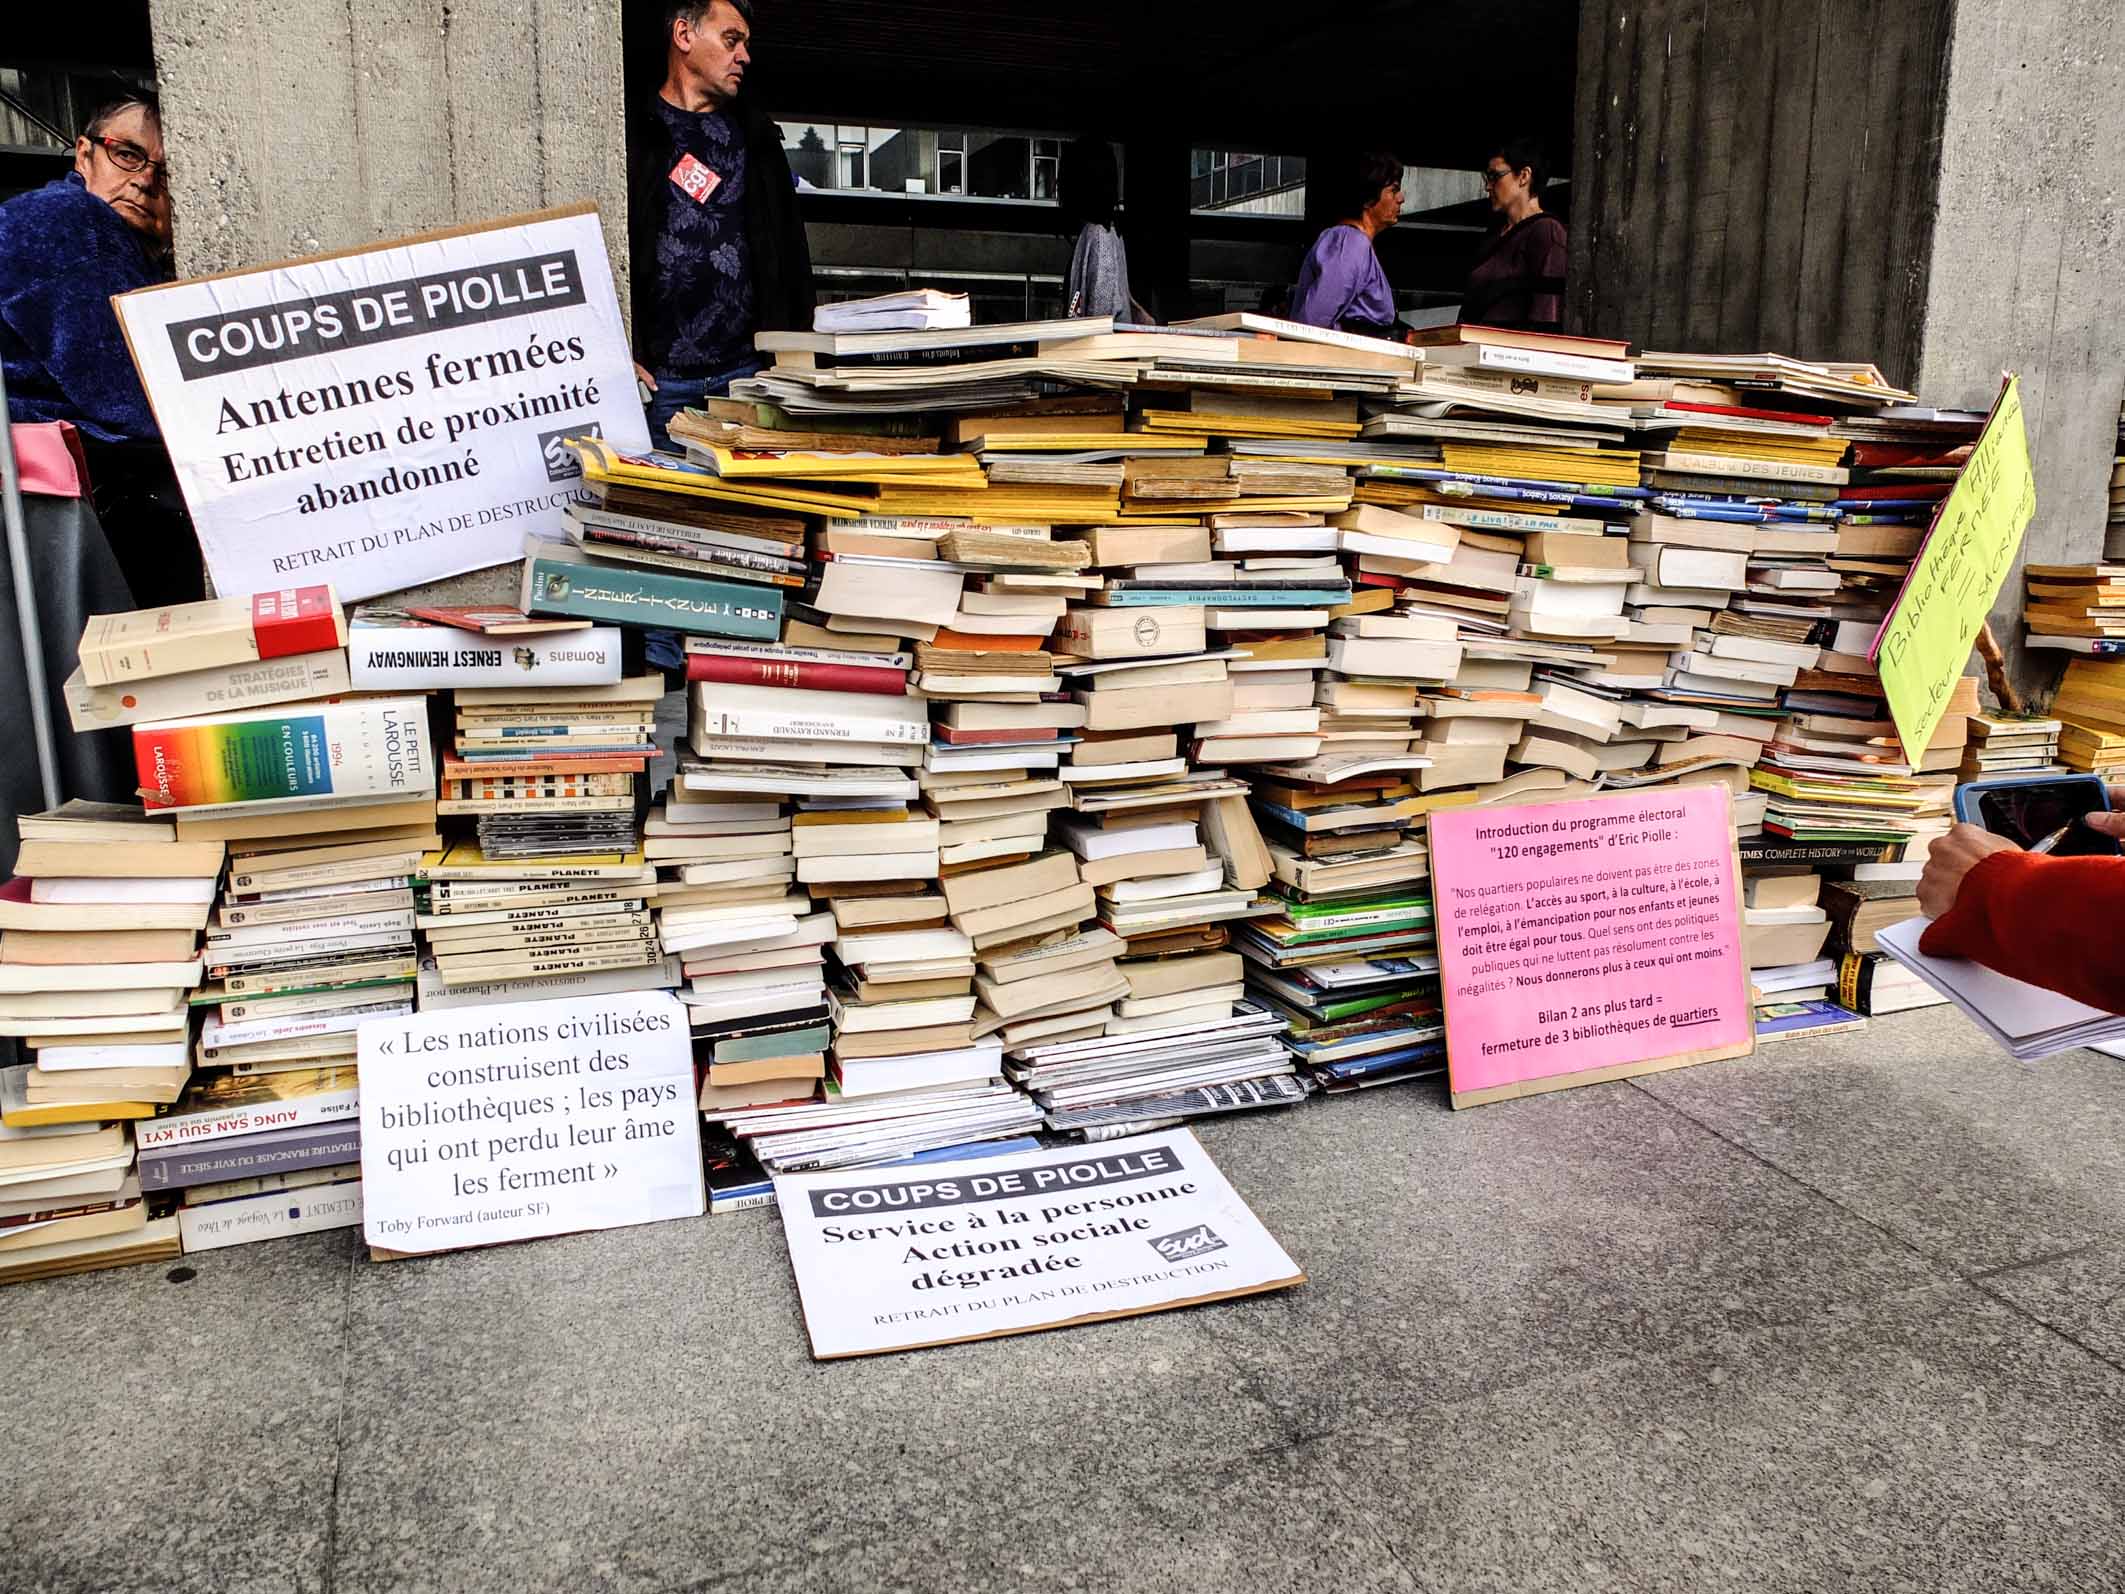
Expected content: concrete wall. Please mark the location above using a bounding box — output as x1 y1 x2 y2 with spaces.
1571 0 2125 698
147 0 629 303
1567 0 1955 376
1914 0 2125 656
147 0 631 602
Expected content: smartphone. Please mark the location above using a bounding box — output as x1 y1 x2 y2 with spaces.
1953 773 2121 856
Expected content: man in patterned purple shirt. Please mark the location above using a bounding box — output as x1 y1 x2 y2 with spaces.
626 0 814 449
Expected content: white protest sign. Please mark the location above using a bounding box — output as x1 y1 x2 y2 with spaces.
773 1128 1303 1358
357 991 702 1254
114 203 651 601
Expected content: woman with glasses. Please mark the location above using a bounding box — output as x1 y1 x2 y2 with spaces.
1461 137 1569 332
1287 150 1405 338
0 90 199 606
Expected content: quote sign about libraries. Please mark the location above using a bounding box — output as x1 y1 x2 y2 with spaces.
775 1130 1304 1359
1429 785 1754 1108
356 991 703 1254
113 203 650 602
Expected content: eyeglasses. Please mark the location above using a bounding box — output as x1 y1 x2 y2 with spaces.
90 136 167 182
1480 166 1515 187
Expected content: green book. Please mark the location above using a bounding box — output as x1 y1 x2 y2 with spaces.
520 537 782 641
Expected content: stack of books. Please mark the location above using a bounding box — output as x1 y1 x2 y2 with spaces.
1960 711 2064 779
63 586 351 735
2048 657 2125 778
0 803 222 1277
2023 564 2125 649
421 676 666 998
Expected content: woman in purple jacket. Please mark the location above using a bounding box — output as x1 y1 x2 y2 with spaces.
1287 151 1404 337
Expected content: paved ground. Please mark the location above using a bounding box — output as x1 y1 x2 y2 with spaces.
6 1005 2125 1594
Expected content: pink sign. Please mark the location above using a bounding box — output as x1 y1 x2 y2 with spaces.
1429 785 1753 1106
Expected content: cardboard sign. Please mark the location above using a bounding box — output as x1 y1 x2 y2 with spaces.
773 1129 1303 1359
356 991 702 1254
1429 786 1753 1108
113 204 650 602
1872 375 2036 756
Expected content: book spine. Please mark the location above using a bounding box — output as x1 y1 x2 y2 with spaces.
64 650 352 733
134 696 430 811
201 1004 408 1048
208 909 417 946
708 1185 775 1213
438 797 635 816
1420 368 1595 402
435 945 663 985
79 587 340 685
1472 344 1634 382
207 932 414 968
218 890 415 928
137 1122 363 1190
346 626 623 690
135 1086 360 1150
565 504 802 559
685 653 909 696
820 340 1038 369
576 523 805 576
522 553 783 640
1661 450 1848 484
414 956 680 1009
176 1180 364 1251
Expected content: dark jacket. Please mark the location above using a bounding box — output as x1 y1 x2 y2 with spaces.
0 173 171 444
625 93 815 370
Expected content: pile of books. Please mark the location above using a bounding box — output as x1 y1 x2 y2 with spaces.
6 295 2020 1275
1960 711 2063 779
0 803 221 1278
2023 564 2125 649
2047 656 2125 779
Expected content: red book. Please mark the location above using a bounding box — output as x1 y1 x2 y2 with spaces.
685 652 907 696
930 725 1060 745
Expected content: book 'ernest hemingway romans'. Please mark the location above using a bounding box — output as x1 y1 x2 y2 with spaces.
133 697 433 813
345 612 624 690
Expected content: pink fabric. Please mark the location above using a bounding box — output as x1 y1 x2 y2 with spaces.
11 421 85 498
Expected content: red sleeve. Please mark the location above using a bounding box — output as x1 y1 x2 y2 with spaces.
1919 850 2125 1012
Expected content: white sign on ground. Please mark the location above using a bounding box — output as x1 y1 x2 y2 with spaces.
774 1128 1304 1358
114 203 649 601
357 991 702 1254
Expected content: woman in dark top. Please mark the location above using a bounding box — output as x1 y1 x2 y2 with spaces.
1462 137 1568 331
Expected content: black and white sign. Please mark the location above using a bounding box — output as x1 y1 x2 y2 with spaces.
773 1129 1304 1358
357 991 702 1254
115 205 649 601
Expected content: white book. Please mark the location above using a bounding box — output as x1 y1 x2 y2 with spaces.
1102 865 1227 903
689 681 927 744
0 960 204 992
796 851 940 884
1874 918 2125 1060
347 618 622 690
28 877 219 905
177 1180 363 1251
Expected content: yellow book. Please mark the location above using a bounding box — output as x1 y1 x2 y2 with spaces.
568 438 871 519
1136 413 1362 440
696 443 987 486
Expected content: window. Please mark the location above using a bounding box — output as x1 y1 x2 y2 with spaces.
1189 151 1308 216
938 130 965 195
779 119 1116 209
1031 137 1060 201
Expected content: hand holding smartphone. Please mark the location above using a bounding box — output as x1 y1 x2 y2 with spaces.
1953 774 2124 857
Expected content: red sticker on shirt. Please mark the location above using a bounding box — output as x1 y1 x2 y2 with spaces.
670 154 722 204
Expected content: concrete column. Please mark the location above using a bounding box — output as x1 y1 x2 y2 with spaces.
147 0 629 308
1570 0 2125 699
1912 0 2125 648
145 0 631 603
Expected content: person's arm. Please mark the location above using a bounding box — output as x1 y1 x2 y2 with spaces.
1919 824 2125 1012
1526 219 1568 331
1288 228 1363 329
0 230 160 442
